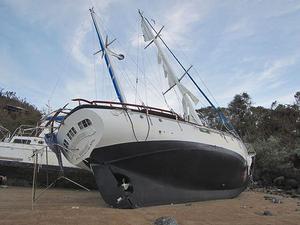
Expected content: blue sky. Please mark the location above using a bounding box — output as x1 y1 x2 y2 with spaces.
0 0 299 113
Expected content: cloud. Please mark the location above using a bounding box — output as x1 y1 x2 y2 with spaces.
223 18 254 40
70 19 93 67
259 57 296 81
264 1 300 18
216 56 297 102
162 2 204 46
131 1 213 49
1 0 299 111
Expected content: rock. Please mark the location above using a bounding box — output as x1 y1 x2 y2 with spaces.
285 179 298 189
264 195 272 201
0 176 7 185
154 217 178 225
272 197 282 204
296 187 300 194
290 153 300 169
263 210 273 216
264 195 282 203
255 210 273 216
291 193 300 198
273 176 285 186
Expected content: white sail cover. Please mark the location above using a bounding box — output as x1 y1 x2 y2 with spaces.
141 17 202 125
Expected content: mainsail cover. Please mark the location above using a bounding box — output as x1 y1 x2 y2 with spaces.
141 17 202 125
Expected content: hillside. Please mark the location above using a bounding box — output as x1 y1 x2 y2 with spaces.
0 89 41 137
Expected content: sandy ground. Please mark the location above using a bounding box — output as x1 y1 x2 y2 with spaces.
0 186 299 225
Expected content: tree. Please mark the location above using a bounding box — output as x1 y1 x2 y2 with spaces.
294 91 300 107
228 92 254 140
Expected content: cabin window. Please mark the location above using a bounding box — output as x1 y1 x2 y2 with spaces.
78 119 92 130
63 139 69 148
66 127 77 140
38 140 44 144
13 139 31 145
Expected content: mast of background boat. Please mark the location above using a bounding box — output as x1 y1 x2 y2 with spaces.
139 11 236 132
89 8 126 104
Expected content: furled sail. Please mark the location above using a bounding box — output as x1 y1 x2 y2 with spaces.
141 16 202 125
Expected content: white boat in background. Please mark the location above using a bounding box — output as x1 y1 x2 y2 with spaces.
46 8 255 208
0 124 74 168
0 116 95 188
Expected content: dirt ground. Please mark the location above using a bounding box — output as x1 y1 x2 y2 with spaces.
0 186 299 225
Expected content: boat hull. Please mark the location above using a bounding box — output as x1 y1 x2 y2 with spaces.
90 140 249 208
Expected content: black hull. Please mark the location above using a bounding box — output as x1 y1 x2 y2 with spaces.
90 141 249 208
0 160 97 189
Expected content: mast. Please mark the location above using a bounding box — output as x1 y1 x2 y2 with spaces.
139 11 237 133
139 11 202 125
89 8 126 103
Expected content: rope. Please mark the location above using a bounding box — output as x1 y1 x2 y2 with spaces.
124 110 139 142
144 110 151 141
124 109 151 142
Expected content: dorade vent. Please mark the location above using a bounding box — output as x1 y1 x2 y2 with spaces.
67 127 77 140
63 139 69 148
78 119 92 130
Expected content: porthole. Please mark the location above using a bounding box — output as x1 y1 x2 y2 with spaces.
78 119 92 130
66 127 77 140
63 139 69 148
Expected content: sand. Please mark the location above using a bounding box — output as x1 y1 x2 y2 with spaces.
0 186 299 225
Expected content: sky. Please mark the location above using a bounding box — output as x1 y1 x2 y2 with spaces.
0 0 299 113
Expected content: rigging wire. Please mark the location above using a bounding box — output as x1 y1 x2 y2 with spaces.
113 60 144 103
91 9 189 117
159 28 221 109
92 11 154 141
135 15 140 104
91 19 98 99
47 27 74 108
173 88 183 114
142 42 148 106
93 11 169 108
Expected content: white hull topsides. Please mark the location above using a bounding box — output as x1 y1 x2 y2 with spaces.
57 105 252 173
0 137 76 168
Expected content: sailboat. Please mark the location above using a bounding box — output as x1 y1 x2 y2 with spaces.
46 8 254 208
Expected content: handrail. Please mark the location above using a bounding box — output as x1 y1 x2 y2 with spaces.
10 125 39 139
72 98 182 119
71 98 241 140
0 125 11 141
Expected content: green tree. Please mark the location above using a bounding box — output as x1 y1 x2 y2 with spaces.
228 92 255 140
